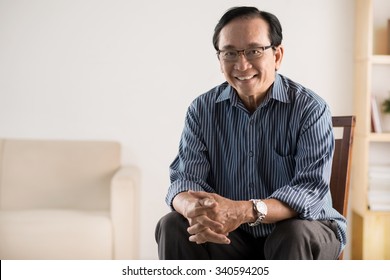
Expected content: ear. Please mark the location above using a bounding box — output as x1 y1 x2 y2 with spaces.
274 45 284 71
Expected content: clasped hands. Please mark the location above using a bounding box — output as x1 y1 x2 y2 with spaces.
183 190 247 245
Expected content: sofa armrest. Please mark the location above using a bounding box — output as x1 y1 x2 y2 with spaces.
110 166 139 259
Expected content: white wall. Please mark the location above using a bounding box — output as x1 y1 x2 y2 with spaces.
0 0 355 259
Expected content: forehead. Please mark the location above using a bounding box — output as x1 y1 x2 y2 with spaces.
218 17 270 49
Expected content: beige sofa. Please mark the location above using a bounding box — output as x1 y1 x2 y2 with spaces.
0 139 138 259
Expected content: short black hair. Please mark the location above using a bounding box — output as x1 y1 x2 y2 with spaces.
212 6 283 51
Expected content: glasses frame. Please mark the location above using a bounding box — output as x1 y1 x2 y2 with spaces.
217 45 274 62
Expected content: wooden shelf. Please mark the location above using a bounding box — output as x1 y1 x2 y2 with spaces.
369 132 390 141
371 55 390 64
367 209 390 215
352 0 390 260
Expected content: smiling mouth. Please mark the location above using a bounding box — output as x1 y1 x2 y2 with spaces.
235 75 256 81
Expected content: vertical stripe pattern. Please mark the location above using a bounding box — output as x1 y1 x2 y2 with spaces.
167 74 346 251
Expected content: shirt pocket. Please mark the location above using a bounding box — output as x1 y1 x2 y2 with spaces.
263 150 295 192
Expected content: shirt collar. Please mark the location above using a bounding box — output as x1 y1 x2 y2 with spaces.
272 74 290 103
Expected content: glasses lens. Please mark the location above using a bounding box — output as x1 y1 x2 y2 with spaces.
219 46 270 61
220 50 238 61
245 48 263 60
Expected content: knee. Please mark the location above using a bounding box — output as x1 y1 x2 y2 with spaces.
274 219 311 241
264 219 317 260
155 211 187 240
265 219 340 260
264 219 312 255
157 211 186 229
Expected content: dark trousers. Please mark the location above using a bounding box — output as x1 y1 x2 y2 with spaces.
155 211 341 260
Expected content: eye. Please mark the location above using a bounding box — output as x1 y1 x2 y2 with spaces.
246 48 262 57
222 50 237 59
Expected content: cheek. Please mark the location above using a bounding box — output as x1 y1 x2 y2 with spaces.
219 62 225 73
220 63 234 76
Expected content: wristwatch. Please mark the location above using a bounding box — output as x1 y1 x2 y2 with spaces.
248 199 267 226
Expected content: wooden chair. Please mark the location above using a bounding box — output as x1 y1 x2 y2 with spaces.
330 116 356 259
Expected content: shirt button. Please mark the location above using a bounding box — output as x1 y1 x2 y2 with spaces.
249 182 254 188
249 151 254 157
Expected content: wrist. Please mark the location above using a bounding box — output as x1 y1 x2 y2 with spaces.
173 191 194 218
241 200 258 224
248 199 268 226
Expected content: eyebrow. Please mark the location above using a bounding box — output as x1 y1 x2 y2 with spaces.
219 42 270 50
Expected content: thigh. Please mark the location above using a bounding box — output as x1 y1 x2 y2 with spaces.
205 228 266 260
155 211 266 260
264 219 341 260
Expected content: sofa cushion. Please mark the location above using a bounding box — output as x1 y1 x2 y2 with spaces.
0 210 113 259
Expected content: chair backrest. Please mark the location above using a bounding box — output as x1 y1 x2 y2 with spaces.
330 116 356 218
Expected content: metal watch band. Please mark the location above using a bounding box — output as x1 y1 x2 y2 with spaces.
248 199 267 227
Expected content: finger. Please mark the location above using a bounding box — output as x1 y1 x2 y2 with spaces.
187 217 224 233
187 221 224 235
189 191 222 209
188 223 228 237
186 201 218 218
187 223 207 235
189 229 231 245
189 214 223 230
199 197 217 207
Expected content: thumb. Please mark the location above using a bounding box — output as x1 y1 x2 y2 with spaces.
200 197 216 207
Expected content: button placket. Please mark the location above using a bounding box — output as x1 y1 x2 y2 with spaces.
247 115 257 195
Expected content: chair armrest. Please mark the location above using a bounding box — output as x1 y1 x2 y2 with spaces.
110 166 139 259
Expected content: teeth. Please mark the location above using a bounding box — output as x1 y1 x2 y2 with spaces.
236 76 254 81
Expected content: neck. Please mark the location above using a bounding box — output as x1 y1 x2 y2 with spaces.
242 94 266 113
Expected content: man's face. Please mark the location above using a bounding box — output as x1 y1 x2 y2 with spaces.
217 17 283 103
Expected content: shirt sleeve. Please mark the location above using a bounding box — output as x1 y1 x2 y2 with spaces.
165 102 215 208
268 103 335 220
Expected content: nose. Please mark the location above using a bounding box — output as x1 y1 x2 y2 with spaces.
234 53 252 71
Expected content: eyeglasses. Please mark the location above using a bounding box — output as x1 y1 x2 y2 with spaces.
217 45 273 62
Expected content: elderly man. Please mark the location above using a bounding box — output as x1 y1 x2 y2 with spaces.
155 6 344 260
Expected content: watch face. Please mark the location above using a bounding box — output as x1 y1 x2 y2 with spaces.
256 201 267 215
249 199 267 226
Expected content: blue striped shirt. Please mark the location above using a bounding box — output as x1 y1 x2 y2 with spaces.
167 73 346 252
